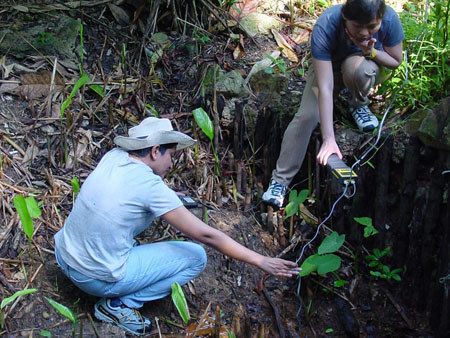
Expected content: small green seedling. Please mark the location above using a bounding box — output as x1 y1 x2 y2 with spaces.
265 56 288 74
61 73 90 118
145 104 159 117
354 217 378 238
286 189 309 239
365 247 402 282
13 195 42 242
299 232 345 277
193 107 220 175
1 288 38 329
285 189 308 218
171 282 190 324
71 177 80 203
45 297 77 336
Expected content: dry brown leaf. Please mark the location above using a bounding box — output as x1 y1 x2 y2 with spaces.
293 28 311 44
0 83 20 95
271 29 299 63
14 70 64 100
233 35 246 60
107 4 130 26
229 0 260 20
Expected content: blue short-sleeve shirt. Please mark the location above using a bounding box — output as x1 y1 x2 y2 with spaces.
311 4 404 70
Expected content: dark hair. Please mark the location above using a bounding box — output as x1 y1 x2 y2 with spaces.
342 0 386 24
128 143 177 158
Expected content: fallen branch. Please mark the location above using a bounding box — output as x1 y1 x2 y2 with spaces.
261 286 286 338
383 288 413 329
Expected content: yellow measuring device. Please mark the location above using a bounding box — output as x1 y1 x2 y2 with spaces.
326 154 357 185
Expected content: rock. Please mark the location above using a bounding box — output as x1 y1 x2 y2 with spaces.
216 70 248 96
0 16 81 60
239 13 280 37
248 70 289 97
335 297 360 338
203 64 248 97
406 97 450 150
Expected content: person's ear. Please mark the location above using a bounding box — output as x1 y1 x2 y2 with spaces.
150 145 161 160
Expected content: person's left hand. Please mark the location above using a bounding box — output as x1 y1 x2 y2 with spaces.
345 27 376 56
258 257 301 278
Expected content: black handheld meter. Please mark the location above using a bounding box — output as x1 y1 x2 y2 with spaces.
179 195 199 209
326 154 357 185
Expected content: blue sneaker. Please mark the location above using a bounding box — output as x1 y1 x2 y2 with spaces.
94 298 152 336
351 105 379 131
262 179 287 208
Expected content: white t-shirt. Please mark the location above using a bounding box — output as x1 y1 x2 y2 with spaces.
54 148 182 282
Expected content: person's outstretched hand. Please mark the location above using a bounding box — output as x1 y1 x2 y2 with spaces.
317 139 342 166
258 257 301 278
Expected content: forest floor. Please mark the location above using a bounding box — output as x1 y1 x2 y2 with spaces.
0 1 435 337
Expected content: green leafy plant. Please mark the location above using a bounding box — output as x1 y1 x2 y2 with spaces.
61 73 90 117
1 288 38 329
44 297 78 336
354 217 379 238
285 189 309 239
171 282 190 324
265 56 288 74
285 189 309 218
332 272 348 288
299 232 345 277
379 0 449 110
71 177 80 203
192 107 220 175
13 195 42 243
145 103 159 117
365 248 402 282
33 32 55 46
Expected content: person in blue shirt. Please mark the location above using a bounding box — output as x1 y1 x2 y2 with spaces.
262 0 404 208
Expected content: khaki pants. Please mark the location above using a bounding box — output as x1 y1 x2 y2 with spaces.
272 54 385 186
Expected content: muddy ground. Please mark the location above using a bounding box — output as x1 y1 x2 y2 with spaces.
0 1 434 337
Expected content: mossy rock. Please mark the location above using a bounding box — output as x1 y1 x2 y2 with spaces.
0 16 80 60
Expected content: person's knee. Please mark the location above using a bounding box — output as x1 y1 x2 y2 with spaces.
343 57 378 87
195 245 207 271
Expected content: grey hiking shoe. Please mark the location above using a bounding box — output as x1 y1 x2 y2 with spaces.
351 105 379 131
94 298 151 336
262 179 287 208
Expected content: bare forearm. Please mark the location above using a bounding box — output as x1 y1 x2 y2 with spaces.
318 90 335 142
163 207 300 277
371 47 402 69
201 228 265 267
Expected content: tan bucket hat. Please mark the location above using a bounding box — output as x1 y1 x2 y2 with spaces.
114 117 196 151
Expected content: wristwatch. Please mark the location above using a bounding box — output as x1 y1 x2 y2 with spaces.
365 48 376 59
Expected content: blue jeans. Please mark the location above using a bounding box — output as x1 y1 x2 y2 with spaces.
55 241 207 308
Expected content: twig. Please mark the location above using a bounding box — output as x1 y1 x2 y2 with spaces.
1 135 26 157
45 313 87 330
191 301 212 338
155 316 163 338
87 312 101 338
261 286 286 338
311 278 356 309
384 288 413 329
5 263 44 318
276 233 304 258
